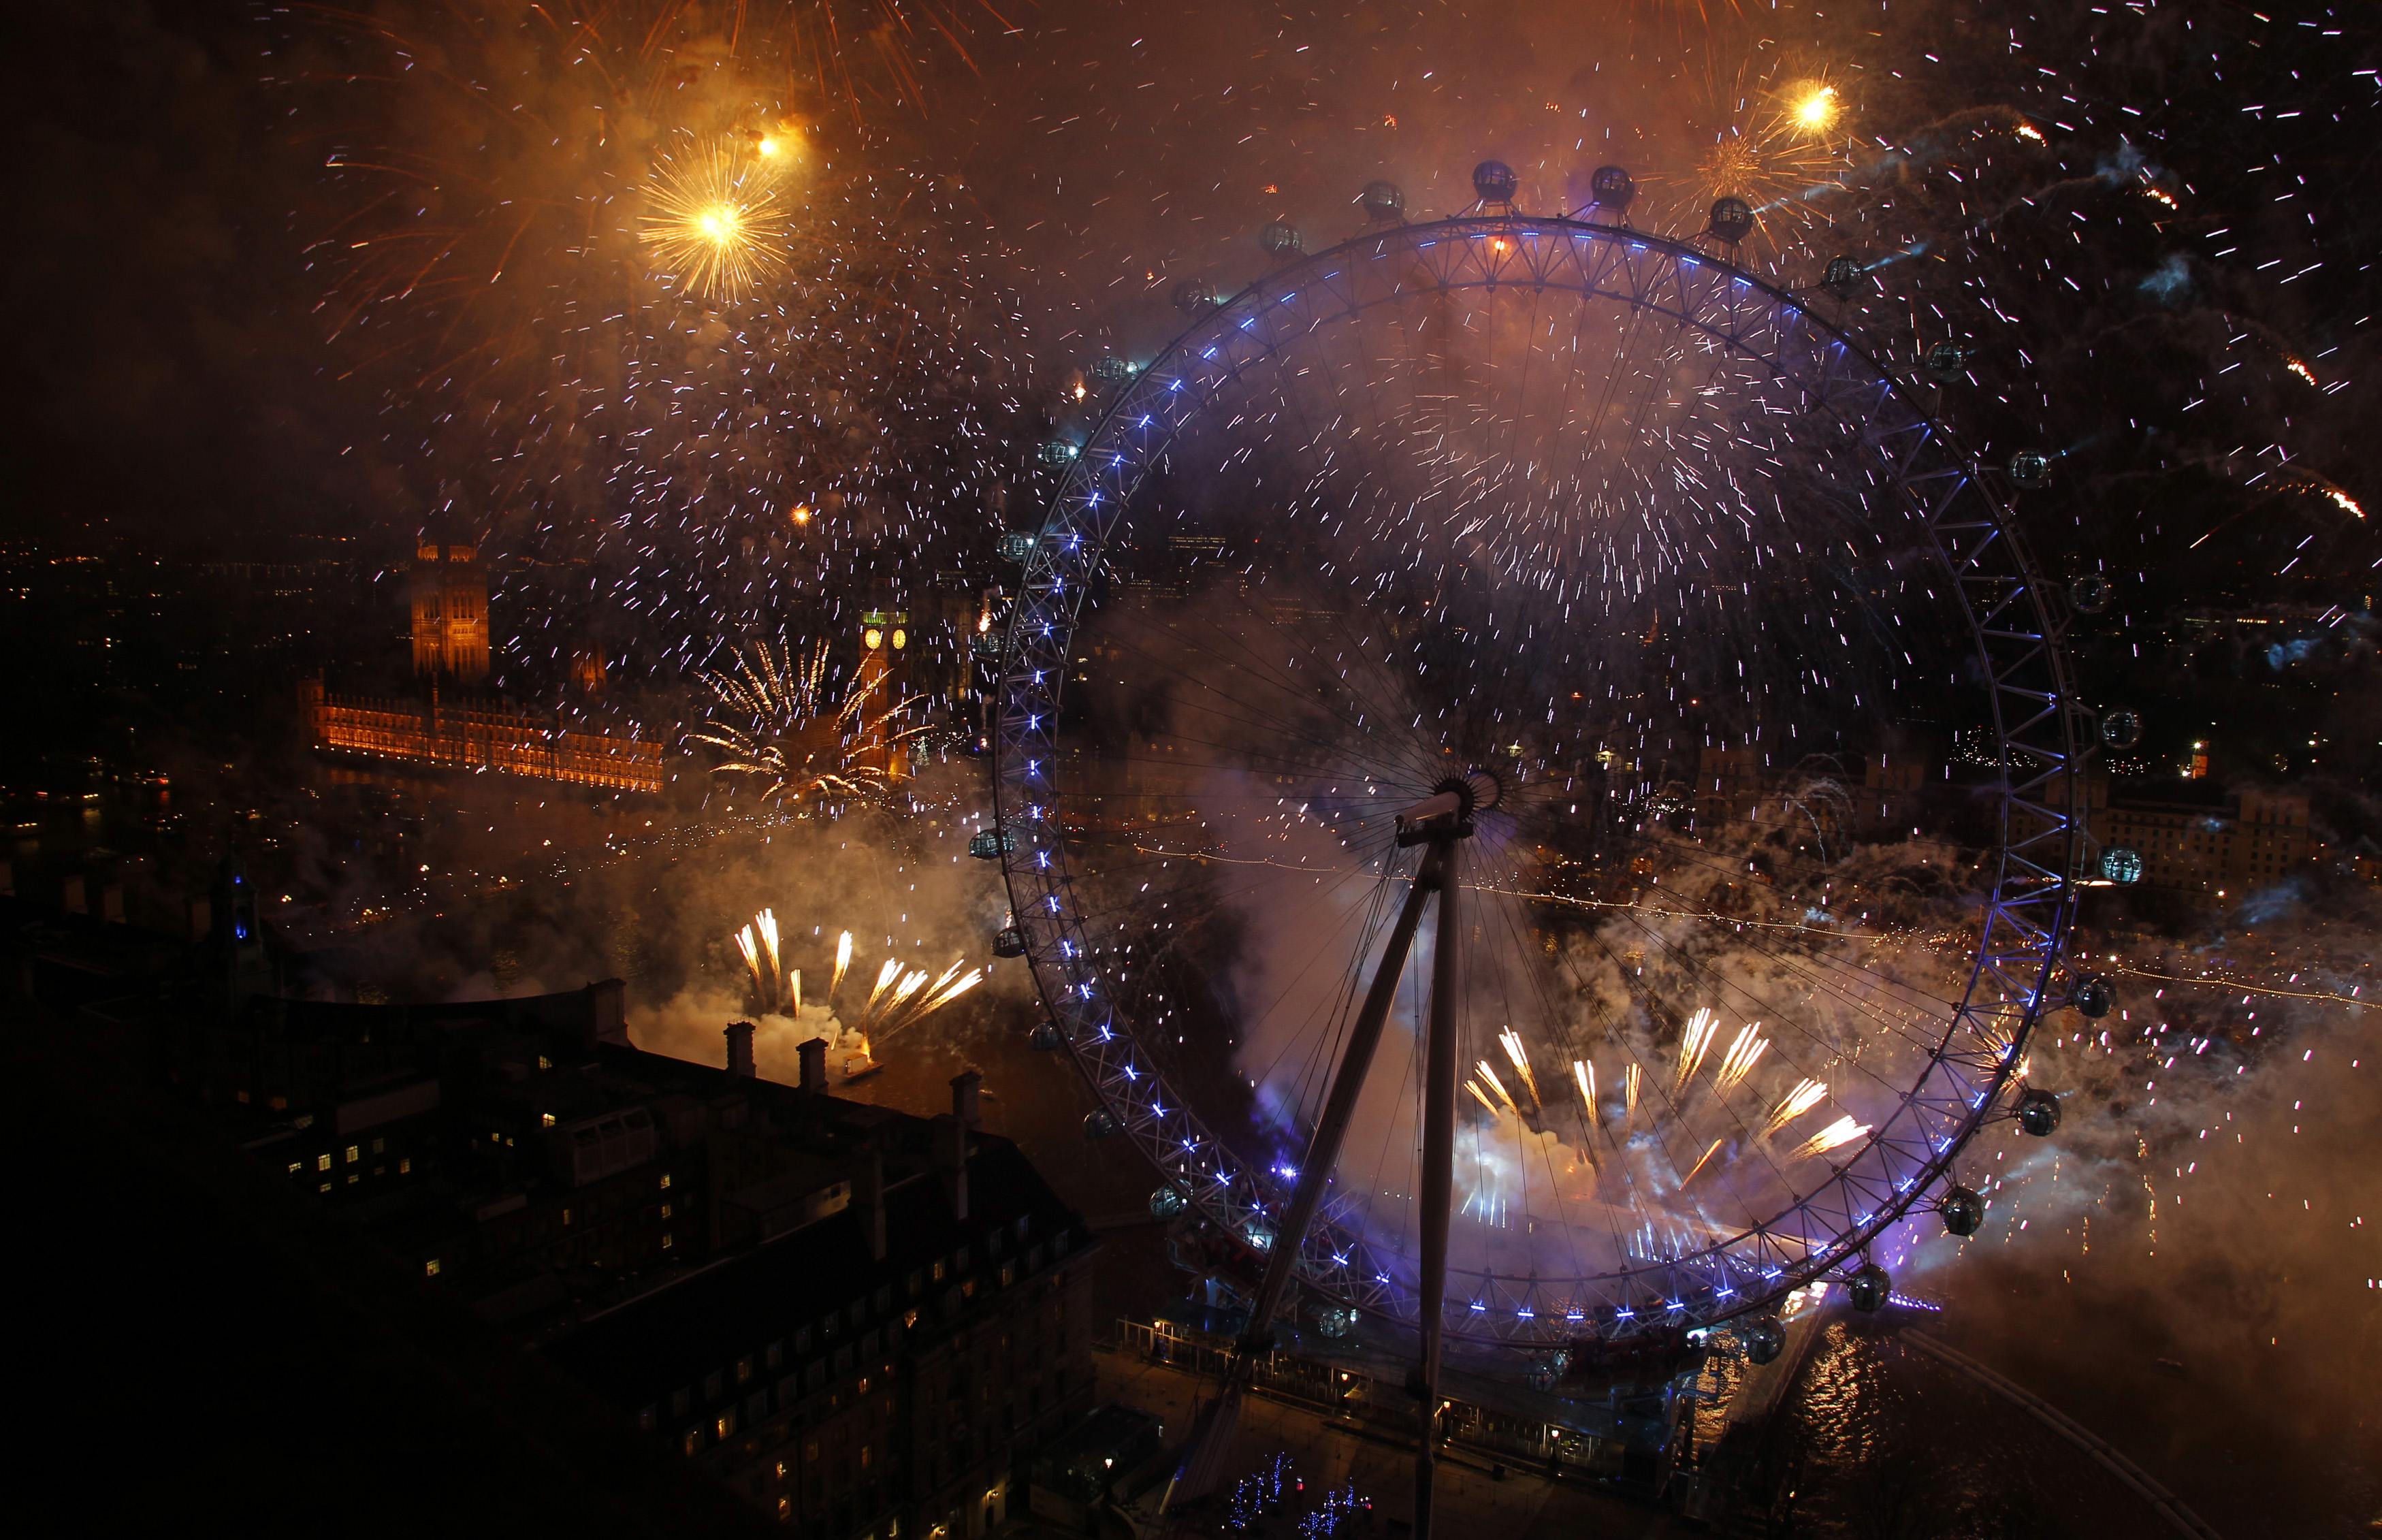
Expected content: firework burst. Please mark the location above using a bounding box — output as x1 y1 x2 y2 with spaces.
691 639 931 804
1662 58 1854 248
640 131 799 299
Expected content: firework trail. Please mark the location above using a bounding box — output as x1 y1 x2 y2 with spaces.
1764 1077 1829 1136
1789 1114 1871 1163
735 907 791 1012
730 913 979 1057
1472 1062 1524 1117
1711 1023 1769 1097
1673 1007 1722 1095
1497 1028 1541 1104
1680 1137 1728 1187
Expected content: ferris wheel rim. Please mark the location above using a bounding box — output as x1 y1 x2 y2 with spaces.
990 211 2086 1345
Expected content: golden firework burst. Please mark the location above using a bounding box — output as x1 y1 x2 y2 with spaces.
690 639 928 803
639 132 796 300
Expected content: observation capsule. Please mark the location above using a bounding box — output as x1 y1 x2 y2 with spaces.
996 530 1037 564
1315 1304 1358 1338
1472 159 1519 205
2100 846 2145 885
1148 1185 1189 1220
1847 1264 1893 1313
2070 973 2114 1019
1589 164 1635 213
1037 439 1079 468
2016 1086 2062 1138
1172 277 1220 316
1822 255 1867 300
2100 707 2144 751
2070 573 2112 614
1740 1316 1786 1365
968 829 1012 860
1090 353 1133 383
969 632 1002 663
1259 219 1304 257
1709 196 1756 244
993 926 1028 959
1083 1108 1120 1140
1358 179 1406 223
1028 1019 1063 1050
1941 1185 1986 1237
2008 449 2053 490
1924 341 1971 382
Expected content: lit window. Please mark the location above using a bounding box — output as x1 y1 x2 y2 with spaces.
286 1161 301 1176
316 1153 332 1172
660 1202 673 1220
345 1145 359 1164
398 1157 411 1174
661 1233 674 1250
658 1174 672 1191
425 1258 441 1277
541 1112 556 1127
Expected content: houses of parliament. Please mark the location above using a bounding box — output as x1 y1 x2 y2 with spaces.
302 537 666 793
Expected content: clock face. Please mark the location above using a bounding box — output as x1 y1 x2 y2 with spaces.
890 628 907 650
864 627 884 650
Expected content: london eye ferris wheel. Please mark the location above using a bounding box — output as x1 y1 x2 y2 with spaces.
988 165 2087 1373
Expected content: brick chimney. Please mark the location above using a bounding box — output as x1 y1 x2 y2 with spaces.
950 1068 983 1128
852 1141 888 1262
724 1021 756 1078
797 1036 828 1093
931 1113 969 1221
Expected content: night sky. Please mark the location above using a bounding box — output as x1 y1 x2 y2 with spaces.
7 2 2375 575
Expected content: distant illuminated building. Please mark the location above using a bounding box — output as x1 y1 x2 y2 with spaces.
304 534 661 792
2095 784 2311 904
409 538 489 682
301 677 665 793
